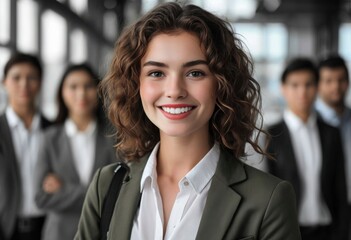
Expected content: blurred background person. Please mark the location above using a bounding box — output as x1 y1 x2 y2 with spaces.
315 55 351 239
0 53 51 240
266 58 348 240
34 64 116 240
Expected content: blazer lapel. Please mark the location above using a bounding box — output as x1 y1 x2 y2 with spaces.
196 150 246 240
0 115 20 187
109 156 148 240
54 128 81 182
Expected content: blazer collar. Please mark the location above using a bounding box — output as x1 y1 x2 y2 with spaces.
196 149 246 240
108 150 247 240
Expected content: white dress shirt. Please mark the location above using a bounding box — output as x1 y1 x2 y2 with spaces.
284 110 332 226
64 119 97 186
131 143 220 240
316 98 351 203
6 107 45 217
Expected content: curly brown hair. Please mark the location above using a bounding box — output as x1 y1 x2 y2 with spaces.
101 2 268 161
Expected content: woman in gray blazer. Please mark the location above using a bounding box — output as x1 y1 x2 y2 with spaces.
76 3 301 240
35 64 116 240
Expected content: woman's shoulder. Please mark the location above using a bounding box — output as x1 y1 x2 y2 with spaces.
43 124 64 138
240 162 295 201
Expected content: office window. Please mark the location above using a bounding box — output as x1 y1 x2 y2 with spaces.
103 11 118 42
69 0 88 15
234 23 265 59
142 0 158 13
266 24 288 60
0 47 11 113
0 0 10 43
17 0 39 53
338 23 351 106
339 23 351 61
70 29 87 63
41 10 67 63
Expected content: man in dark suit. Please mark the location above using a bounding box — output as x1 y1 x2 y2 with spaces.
266 58 349 240
0 53 52 240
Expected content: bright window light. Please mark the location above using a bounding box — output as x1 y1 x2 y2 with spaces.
0 0 10 43
142 0 158 13
69 0 88 15
204 0 227 17
228 0 257 19
41 10 67 63
17 0 38 53
266 24 288 60
70 29 88 63
339 23 351 61
234 23 264 59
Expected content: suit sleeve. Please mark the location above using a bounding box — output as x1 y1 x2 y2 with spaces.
331 129 349 240
74 168 103 240
259 181 301 240
34 134 86 213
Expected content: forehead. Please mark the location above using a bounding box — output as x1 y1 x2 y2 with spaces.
142 31 205 62
64 70 93 83
285 70 316 84
320 67 347 78
7 63 40 74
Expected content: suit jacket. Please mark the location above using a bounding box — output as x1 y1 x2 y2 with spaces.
75 149 301 240
34 124 116 240
0 113 52 240
266 119 349 240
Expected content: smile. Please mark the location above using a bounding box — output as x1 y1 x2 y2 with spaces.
161 106 193 115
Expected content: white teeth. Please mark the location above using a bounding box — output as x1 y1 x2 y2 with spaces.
162 107 193 115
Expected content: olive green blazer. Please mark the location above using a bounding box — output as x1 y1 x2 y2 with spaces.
75 150 301 240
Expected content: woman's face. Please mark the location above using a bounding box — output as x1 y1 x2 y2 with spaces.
62 70 98 118
139 31 217 139
3 63 41 109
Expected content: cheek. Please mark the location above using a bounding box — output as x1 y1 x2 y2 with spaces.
62 89 74 105
140 82 159 104
29 81 41 93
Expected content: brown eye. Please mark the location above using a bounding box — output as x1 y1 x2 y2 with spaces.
149 71 164 77
187 71 205 78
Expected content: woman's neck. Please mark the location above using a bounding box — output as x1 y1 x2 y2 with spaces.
157 133 213 182
69 114 94 131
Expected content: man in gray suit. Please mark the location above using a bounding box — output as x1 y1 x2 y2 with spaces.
0 53 52 240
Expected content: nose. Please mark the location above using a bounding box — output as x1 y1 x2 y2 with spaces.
165 74 187 99
77 87 87 99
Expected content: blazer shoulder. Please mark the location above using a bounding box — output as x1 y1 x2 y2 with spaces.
43 124 64 139
243 163 284 189
317 117 340 132
267 120 286 134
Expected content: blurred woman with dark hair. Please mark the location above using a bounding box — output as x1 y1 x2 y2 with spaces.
34 63 116 240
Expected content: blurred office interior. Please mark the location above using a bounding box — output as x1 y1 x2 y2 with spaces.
0 0 351 125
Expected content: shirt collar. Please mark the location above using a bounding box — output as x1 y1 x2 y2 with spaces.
315 98 340 126
64 118 97 137
185 143 220 194
284 109 317 131
140 142 220 194
6 106 41 131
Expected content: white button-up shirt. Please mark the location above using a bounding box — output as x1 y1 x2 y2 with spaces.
284 110 332 226
316 98 351 203
64 119 97 186
131 143 220 240
6 107 45 217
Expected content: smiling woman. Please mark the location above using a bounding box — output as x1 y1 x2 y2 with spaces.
75 2 301 240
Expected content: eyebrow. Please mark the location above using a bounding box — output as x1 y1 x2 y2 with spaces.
142 60 208 68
